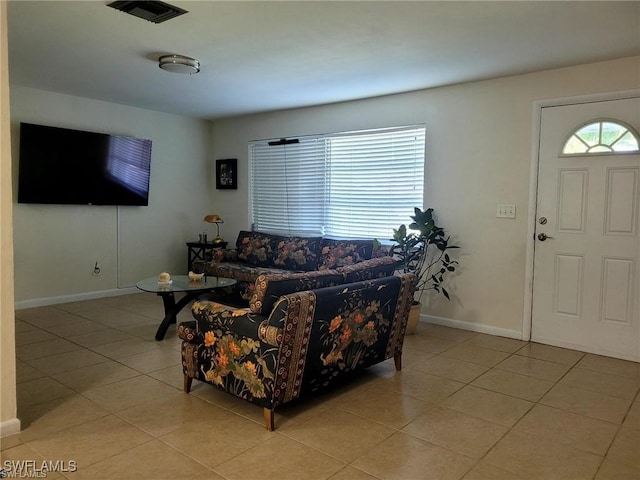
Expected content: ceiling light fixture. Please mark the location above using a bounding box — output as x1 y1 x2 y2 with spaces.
158 54 200 75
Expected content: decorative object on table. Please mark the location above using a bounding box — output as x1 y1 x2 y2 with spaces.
203 214 225 244
215 159 237 190
188 271 205 281
390 207 459 334
158 272 171 284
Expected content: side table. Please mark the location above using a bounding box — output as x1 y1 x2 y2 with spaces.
186 241 228 272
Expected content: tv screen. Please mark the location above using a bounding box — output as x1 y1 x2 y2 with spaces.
17 123 152 206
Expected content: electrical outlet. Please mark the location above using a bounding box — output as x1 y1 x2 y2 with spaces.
93 262 102 276
496 204 516 219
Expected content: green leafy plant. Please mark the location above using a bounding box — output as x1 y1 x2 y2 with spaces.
390 207 459 305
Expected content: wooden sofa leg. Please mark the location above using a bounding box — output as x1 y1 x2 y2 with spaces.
394 353 402 371
184 375 193 393
263 408 275 431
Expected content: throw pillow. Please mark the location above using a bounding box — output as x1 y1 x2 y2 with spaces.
272 236 323 271
318 239 374 270
236 230 276 267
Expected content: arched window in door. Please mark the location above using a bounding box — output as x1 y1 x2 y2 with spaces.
561 119 640 155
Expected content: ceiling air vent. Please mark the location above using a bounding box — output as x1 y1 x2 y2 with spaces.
107 1 188 24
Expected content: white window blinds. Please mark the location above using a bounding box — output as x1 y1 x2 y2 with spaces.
250 137 326 235
250 125 425 239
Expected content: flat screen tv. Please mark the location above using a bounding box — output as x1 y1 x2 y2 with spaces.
17 122 152 206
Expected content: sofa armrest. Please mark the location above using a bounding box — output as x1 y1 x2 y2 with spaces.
337 256 396 282
184 300 281 406
191 300 282 347
249 269 343 315
191 300 251 331
177 320 202 343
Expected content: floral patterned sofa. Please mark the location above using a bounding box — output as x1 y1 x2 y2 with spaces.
178 259 417 430
202 230 383 304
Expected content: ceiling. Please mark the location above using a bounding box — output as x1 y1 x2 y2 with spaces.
7 1 640 120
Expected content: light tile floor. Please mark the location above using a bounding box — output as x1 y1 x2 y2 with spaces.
2 293 639 480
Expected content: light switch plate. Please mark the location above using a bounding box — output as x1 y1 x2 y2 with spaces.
497 204 516 219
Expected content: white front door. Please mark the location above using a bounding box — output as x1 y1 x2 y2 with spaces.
532 96 640 361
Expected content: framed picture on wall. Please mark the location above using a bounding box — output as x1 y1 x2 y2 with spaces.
216 158 237 190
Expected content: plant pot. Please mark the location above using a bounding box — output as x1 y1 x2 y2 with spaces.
406 301 421 335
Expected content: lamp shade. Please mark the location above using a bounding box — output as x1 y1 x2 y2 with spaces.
158 54 200 74
203 214 223 224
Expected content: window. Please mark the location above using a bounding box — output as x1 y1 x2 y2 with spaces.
561 119 640 155
106 136 152 195
250 125 425 239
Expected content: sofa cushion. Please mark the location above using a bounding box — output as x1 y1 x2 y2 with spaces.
236 230 276 267
338 256 397 283
319 239 374 270
272 236 323 271
250 269 343 315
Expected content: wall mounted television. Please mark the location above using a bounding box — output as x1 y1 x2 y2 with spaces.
17 122 152 206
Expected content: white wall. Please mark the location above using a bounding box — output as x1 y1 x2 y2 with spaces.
210 56 640 338
11 87 213 306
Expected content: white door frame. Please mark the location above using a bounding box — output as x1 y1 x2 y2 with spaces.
522 88 640 341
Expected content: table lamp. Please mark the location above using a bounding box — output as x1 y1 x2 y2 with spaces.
203 214 224 244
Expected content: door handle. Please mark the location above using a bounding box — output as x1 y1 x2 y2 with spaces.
537 233 553 241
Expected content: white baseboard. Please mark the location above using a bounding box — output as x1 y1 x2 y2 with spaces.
15 287 139 310
0 418 21 438
422 314 525 340
532 335 640 363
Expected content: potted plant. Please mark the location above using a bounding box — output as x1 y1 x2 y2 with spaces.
390 207 459 334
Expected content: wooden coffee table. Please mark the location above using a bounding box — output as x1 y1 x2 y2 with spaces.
136 275 237 340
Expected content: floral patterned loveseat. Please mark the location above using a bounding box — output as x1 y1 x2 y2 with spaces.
178 260 417 430
201 230 382 304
